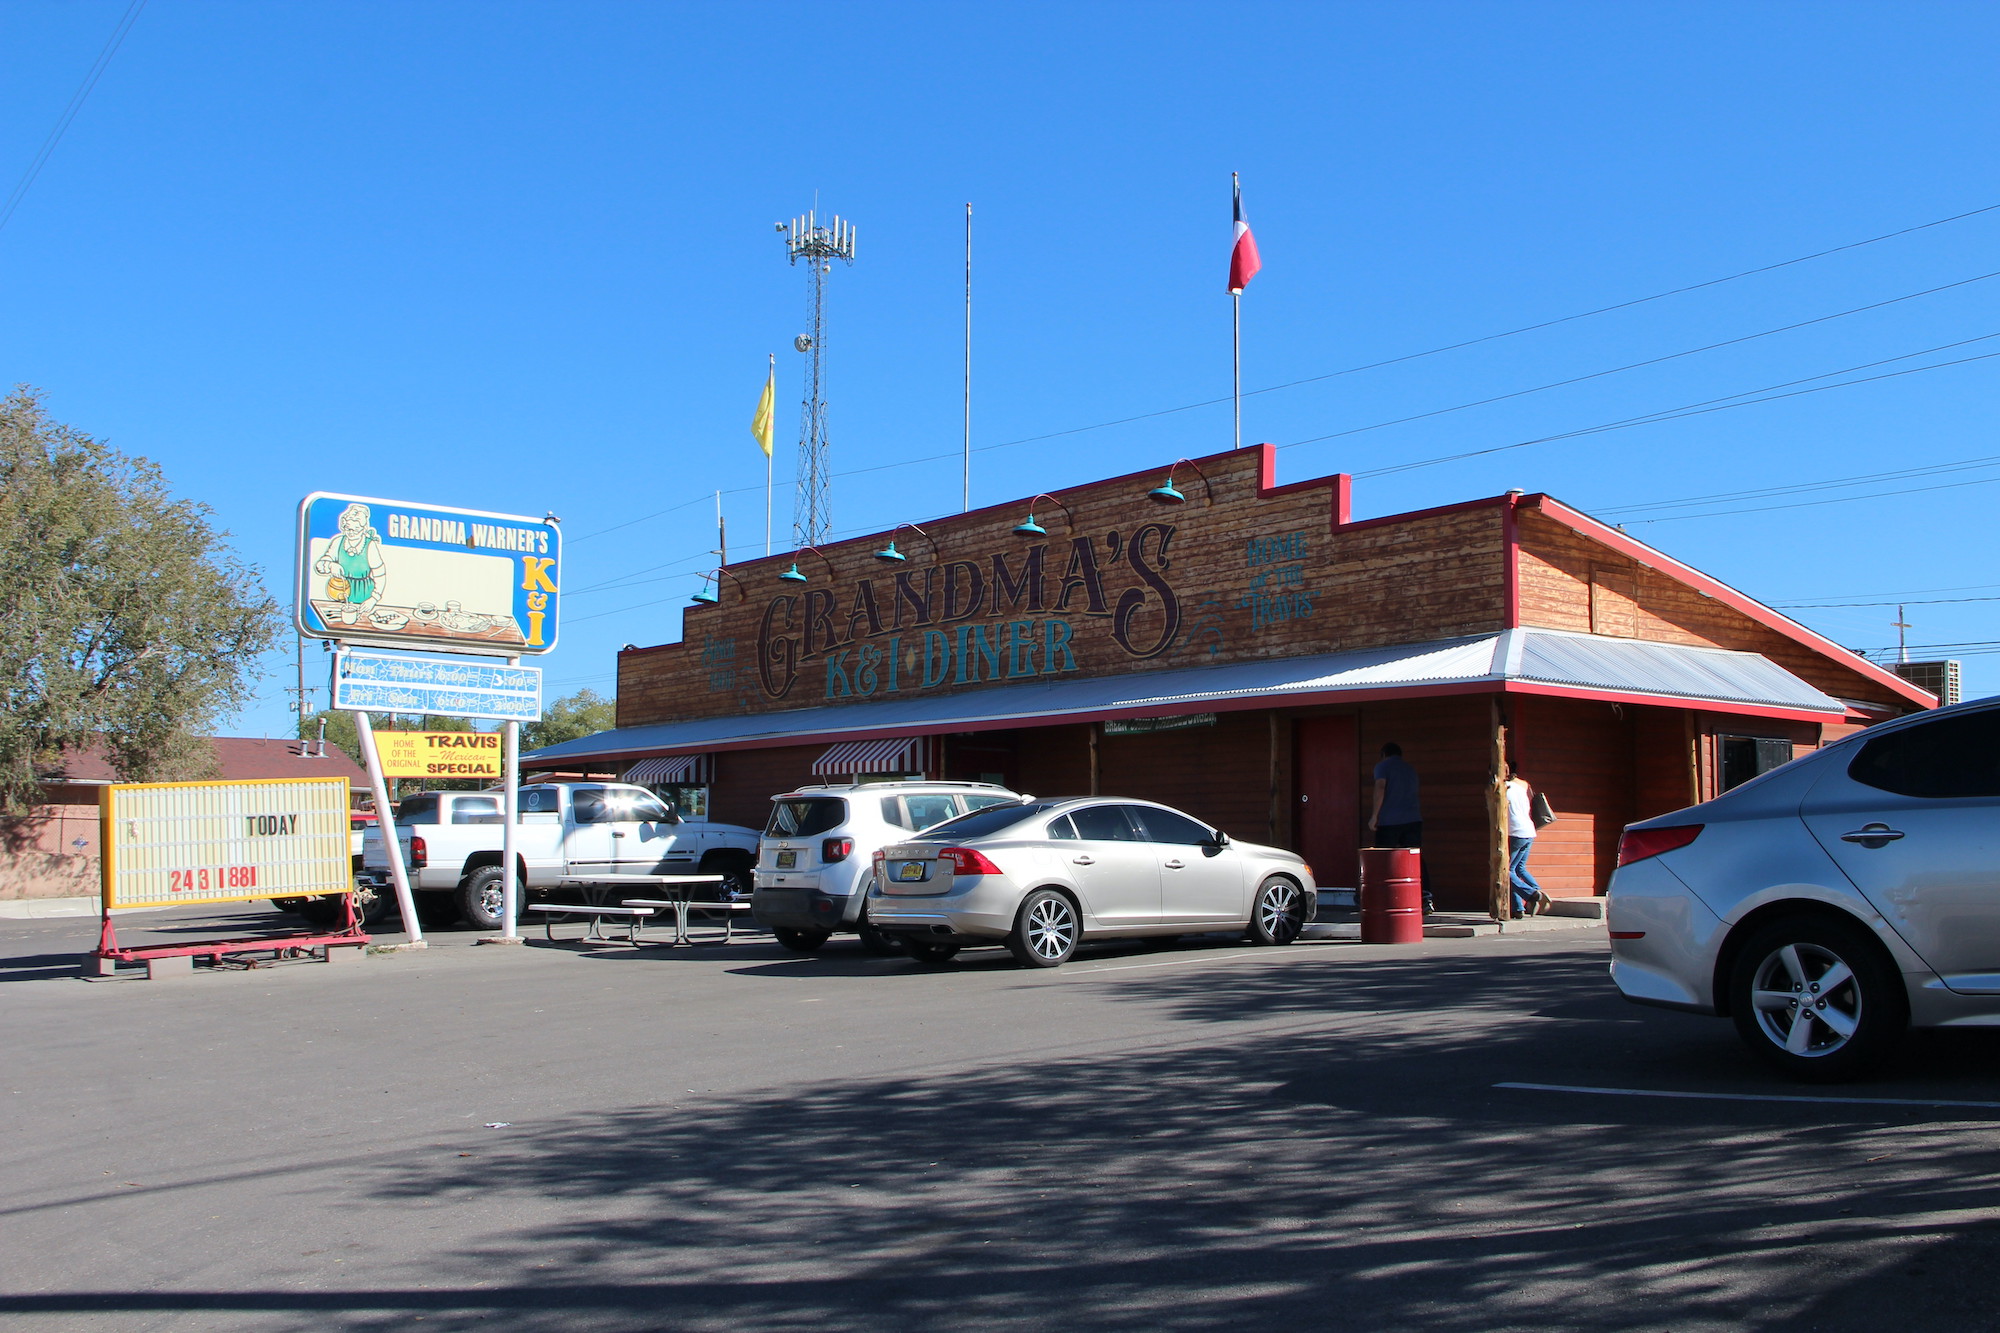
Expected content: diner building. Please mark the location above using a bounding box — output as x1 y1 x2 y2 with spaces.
524 445 1934 912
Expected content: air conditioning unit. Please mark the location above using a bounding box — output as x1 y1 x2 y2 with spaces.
1892 660 1961 706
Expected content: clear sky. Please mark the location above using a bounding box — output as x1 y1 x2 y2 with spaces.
4 0 1997 736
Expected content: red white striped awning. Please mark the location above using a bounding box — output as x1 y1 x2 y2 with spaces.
812 736 928 777
624 754 712 785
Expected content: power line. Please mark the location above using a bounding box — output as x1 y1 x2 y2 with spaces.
1776 595 2000 609
1630 470 2000 524
0 0 147 236
1597 446 2000 517
1776 579 2000 603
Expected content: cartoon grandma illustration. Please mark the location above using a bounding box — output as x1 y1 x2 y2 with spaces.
312 502 387 625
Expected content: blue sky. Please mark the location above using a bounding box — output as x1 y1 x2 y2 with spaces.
4 1 1997 734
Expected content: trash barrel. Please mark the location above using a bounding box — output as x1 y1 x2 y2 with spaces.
1358 847 1424 944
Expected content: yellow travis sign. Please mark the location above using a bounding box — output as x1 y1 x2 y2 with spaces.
377 730 503 779
101 777 352 910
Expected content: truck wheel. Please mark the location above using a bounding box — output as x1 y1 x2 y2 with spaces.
294 896 341 927
773 927 830 954
349 877 391 927
457 866 521 931
700 853 755 902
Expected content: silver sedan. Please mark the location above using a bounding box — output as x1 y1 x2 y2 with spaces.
1608 695 2000 1079
867 797 1317 967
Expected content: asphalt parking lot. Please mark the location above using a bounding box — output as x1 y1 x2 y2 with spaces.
4 906 2000 1331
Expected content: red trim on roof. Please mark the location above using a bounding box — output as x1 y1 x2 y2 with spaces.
1519 495 1935 710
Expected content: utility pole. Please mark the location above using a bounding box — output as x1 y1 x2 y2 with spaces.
1894 604 1913 663
779 209 857 547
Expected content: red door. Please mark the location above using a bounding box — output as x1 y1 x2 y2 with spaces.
1294 716 1359 890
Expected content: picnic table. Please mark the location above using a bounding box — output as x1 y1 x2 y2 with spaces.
551 874 747 946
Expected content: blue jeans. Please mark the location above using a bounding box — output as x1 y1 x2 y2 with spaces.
1508 836 1543 914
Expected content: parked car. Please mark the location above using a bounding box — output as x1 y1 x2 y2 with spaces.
1608 695 2000 1080
753 781 1022 953
866 796 1317 967
353 783 761 929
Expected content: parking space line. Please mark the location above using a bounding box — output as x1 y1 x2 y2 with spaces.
1497 1081 2000 1110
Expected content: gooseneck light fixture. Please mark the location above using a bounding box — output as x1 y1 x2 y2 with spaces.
1148 458 1214 506
874 522 938 564
690 568 749 606
1013 494 1073 537
776 546 838 584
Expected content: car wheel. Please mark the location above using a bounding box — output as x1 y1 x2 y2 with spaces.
1008 889 1079 968
701 853 755 902
773 927 830 954
904 939 961 966
1249 876 1308 946
456 866 520 931
1729 914 1908 1081
855 915 906 956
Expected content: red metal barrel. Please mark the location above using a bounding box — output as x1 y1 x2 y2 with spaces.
1358 847 1424 944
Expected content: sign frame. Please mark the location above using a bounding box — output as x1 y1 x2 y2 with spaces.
100 776 353 911
332 649 543 722
375 730 505 780
295 491 561 658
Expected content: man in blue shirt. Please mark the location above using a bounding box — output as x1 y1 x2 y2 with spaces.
1368 742 1434 914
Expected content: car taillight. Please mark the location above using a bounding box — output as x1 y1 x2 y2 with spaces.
409 835 428 869
1616 824 1702 867
940 846 1002 876
822 837 854 863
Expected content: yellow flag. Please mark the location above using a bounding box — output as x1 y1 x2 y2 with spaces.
751 367 775 458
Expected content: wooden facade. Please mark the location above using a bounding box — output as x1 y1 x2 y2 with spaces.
554 445 1936 913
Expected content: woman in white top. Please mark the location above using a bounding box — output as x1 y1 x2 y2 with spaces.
1505 765 1550 917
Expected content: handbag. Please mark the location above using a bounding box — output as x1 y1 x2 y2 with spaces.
1530 791 1557 828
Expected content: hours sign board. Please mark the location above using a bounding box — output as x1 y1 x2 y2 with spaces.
376 730 503 779
100 778 352 910
295 492 561 655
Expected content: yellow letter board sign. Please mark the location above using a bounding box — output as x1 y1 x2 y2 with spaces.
376 730 503 779
100 777 352 910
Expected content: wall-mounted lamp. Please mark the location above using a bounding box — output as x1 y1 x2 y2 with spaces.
1014 494 1073 537
1148 459 1214 506
776 546 838 584
690 568 748 606
873 522 938 563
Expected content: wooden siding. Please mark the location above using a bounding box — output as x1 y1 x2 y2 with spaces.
1513 696 1634 897
708 744 820 831
1352 695 1496 912
1096 710 1277 845
1515 508 1908 710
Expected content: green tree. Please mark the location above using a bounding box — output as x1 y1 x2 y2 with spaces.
0 388 281 819
522 688 614 751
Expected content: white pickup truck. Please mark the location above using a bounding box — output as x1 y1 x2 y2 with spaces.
358 782 761 929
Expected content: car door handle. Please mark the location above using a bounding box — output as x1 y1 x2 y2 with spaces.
1164 859 1185 870
1072 855 1095 865
1840 824 1905 847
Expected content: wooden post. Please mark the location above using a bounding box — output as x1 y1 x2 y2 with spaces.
1488 696 1511 922
1267 711 1281 842
1684 711 1702 807
1087 722 1100 796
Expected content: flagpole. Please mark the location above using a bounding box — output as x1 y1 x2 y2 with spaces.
963 202 973 513
764 352 774 556
1233 290 1241 452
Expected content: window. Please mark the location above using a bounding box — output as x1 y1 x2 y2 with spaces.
1848 708 2000 799
880 796 911 830
1720 736 1794 792
394 794 439 827
766 798 848 837
1069 805 1145 841
920 800 1062 840
1047 814 1078 840
518 786 560 815
906 795 960 830
570 789 609 824
962 794 1015 812
451 796 503 825
1131 806 1216 845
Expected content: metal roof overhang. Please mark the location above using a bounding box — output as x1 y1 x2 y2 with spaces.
523 628 1847 768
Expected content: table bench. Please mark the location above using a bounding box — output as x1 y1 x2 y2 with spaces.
623 898 755 945
551 874 736 947
526 902 657 945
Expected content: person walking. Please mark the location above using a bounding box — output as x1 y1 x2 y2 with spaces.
1367 741 1434 914
1505 764 1551 919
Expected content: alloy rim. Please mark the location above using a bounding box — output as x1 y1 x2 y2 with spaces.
1026 897 1075 960
1259 882 1301 942
1750 942 1861 1058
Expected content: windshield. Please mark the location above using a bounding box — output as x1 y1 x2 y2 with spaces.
394 794 439 827
918 800 1064 841
766 797 847 837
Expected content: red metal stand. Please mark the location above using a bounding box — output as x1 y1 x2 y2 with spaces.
94 893 370 972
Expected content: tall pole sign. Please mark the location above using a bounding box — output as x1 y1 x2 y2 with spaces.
297 494 560 946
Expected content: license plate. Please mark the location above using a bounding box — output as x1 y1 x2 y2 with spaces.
776 850 797 869
895 861 928 882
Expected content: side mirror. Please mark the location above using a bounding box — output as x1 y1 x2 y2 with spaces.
1205 831 1230 855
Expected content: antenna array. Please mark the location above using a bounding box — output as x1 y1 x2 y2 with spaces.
781 210 857 548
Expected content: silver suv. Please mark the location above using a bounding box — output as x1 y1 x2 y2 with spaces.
1609 695 2000 1079
752 781 1022 954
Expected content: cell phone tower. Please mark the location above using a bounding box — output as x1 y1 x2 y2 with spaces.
778 210 856 548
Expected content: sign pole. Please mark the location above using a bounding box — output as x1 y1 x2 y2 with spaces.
501 704 520 941
354 708 424 946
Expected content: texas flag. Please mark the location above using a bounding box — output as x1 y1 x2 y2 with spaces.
1228 173 1261 294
